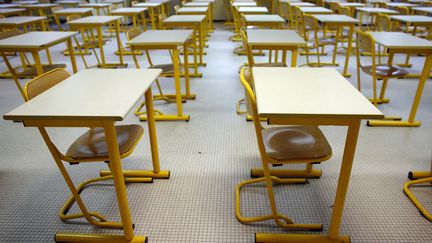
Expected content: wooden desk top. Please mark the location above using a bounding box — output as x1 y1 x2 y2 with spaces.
54 8 94 14
183 2 210 7
238 6 268 13
243 14 285 22
193 0 216 2
280 0 302 2
163 15 205 23
248 29 305 46
313 14 359 24
232 2 257 7
67 16 121 26
111 7 148 14
13 1 37 4
253 67 383 119
0 31 77 49
413 7 432 14
133 2 162 7
78 3 111 8
3 69 162 122
299 7 333 13
370 32 432 50
356 7 398 14
128 30 193 46
22 3 59 9
55 0 80 5
0 8 26 14
147 0 171 3
390 15 432 23
0 16 45 25
386 2 418 7
0 4 21 8
177 7 208 13
103 0 125 3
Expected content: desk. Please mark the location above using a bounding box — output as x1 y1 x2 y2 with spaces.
238 6 269 14
103 0 126 8
366 32 432 127
55 0 81 8
413 7 432 15
338 2 365 16
3 68 167 243
386 2 418 8
128 30 193 121
78 3 111 15
243 14 285 28
247 29 305 67
22 3 58 16
0 8 26 16
313 14 358 77
177 7 212 32
0 31 78 99
289 2 316 7
67 16 125 68
356 7 399 29
110 7 148 32
132 2 162 30
53 8 94 30
299 6 333 14
147 0 170 15
252 67 383 243
163 15 205 77
0 4 21 8
0 16 46 31
13 1 37 4
232 2 258 7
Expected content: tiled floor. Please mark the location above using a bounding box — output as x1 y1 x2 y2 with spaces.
1 23 432 242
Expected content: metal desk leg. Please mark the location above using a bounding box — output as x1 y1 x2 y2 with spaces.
343 25 354 77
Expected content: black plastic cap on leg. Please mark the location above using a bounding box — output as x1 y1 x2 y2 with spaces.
408 171 414 180
309 224 324 232
132 223 136 229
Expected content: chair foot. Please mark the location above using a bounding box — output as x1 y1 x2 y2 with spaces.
55 232 147 243
404 177 432 222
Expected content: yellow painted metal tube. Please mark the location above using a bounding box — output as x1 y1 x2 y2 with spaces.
251 168 322 178
403 177 432 221
55 233 147 243
100 170 170 179
255 233 350 243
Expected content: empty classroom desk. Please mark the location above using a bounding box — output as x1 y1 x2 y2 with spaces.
313 14 359 77
53 7 94 30
0 8 26 16
163 15 206 77
0 16 46 31
242 14 285 28
3 68 167 243
237 6 269 14
67 16 125 68
21 3 58 16
299 6 333 14
365 32 432 127
128 30 193 121
110 7 148 31
0 31 78 99
132 2 162 29
78 3 111 15
252 67 383 243
177 7 212 32
55 0 81 8
356 7 399 29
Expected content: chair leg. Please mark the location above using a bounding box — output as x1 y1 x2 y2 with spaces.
403 177 432 221
237 98 247 114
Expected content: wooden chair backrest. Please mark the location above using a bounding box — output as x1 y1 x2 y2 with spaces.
375 13 392 32
126 28 142 40
24 68 70 101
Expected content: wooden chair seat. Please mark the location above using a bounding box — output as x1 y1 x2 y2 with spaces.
361 64 408 78
151 63 185 75
243 63 287 81
66 125 143 160
262 126 332 161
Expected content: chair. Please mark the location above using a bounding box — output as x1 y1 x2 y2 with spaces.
236 67 332 230
158 13 167 30
52 6 65 30
236 28 286 116
24 68 151 228
355 30 408 106
302 14 337 67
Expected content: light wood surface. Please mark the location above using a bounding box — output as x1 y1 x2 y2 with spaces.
386 2 418 7
356 7 398 14
163 15 205 23
289 2 316 6
232 2 257 7
67 16 121 26
413 7 432 14
78 3 111 8
22 3 59 9
54 8 94 15
252 67 383 119
370 32 432 49
3 69 162 121
111 7 148 14
390 15 432 23
338 3 365 7
0 8 26 15
299 7 332 13
0 31 77 49
243 14 285 22
238 6 268 13
183 2 210 7
132 2 162 7
177 7 208 13
313 14 359 24
0 16 45 25
128 30 193 46
247 29 305 46
0 4 21 8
